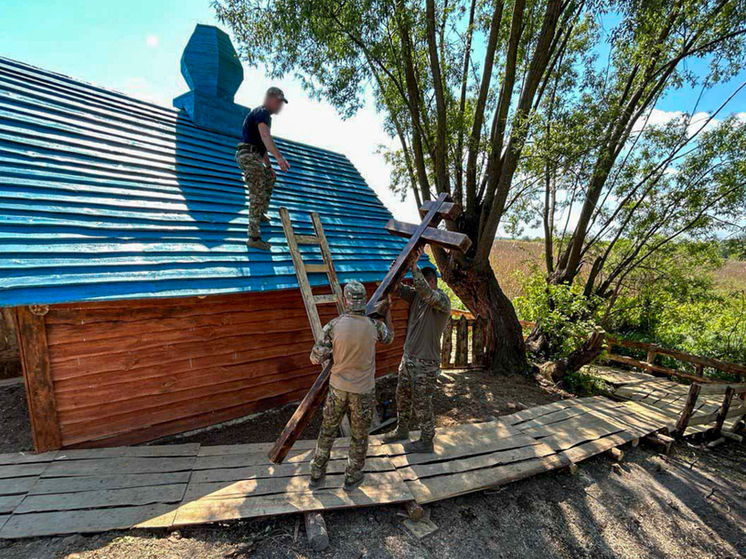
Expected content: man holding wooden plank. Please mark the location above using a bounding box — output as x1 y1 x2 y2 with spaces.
383 247 451 453
308 282 394 491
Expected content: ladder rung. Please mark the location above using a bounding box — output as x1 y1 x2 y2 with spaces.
295 235 320 245
305 264 329 274
314 294 339 305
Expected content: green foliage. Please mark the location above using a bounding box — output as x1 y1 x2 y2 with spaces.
438 279 466 312
513 269 602 358
562 370 610 397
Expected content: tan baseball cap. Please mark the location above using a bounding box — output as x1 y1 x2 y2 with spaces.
267 86 288 103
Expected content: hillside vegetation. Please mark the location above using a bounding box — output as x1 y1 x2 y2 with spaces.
487 240 746 375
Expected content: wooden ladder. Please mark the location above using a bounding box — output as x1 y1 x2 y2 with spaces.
279 207 345 340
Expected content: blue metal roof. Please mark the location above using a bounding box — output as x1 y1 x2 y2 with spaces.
0 55 417 306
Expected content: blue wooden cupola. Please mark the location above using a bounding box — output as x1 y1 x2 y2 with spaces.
173 24 250 137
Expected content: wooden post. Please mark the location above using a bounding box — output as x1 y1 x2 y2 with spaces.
646 344 657 366
695 364 704 378
673 383 701 438
405 501 425 521
441 319 453 368
455 315 468 368
304 511 329 551
473 316 485 367
712 387 735 438
14 305 61 452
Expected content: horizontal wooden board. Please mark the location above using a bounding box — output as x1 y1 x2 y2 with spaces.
0 495 24 515
42 456 196 477
0 464 48 480
16 483 187 513
407 454 571 505
395 442 557 482
0 477 38 497
54 444 200 460
171 485 413 527
190 457 394 484
0 452 57 466
0 503 179 538
183 471 404 501
561 432 637 464
30 472 192 495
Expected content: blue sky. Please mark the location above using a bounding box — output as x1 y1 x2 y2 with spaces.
2 0 745 229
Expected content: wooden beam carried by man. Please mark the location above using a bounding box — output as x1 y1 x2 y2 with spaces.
267 193 471 464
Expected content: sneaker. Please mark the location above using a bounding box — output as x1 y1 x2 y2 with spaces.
381 428 409 443
403 439 434 454
261 214 271 223
308 472 326 490
343 473 365 492
246 237 271 250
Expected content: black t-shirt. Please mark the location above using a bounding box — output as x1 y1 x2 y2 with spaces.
241 106 272 156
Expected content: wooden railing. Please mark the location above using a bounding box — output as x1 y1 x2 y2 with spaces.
520 320 746 383
441 313 491 369
605 336 746 383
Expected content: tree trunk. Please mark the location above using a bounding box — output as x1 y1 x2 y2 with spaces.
539 328 606 382
438 253 528 375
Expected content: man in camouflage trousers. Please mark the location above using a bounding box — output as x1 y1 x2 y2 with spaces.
235 87 291 250
383 248 451 453
309 282 394 491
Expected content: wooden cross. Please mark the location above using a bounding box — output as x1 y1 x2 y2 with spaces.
267 193 471 464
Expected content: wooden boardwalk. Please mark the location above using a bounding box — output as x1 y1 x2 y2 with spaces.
588 365 746 435
0 374 738 539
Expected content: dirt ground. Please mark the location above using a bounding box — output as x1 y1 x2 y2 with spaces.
1 371 745 559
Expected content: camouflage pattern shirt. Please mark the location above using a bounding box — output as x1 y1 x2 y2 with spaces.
310 311 394 394
399 267 451 361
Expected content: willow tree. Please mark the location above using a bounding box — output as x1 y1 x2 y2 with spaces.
514 0 746 355
216 0 593 373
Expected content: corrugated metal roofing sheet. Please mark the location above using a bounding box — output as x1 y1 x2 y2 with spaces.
0 56 419 306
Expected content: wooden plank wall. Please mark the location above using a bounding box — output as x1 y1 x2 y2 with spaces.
32 283 408 450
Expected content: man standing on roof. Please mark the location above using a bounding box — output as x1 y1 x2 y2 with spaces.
308 282 394 491
235 87 291 250
383 247 451 453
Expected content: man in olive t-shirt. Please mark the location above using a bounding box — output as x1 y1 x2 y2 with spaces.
308 282 394 491
383 249 451 453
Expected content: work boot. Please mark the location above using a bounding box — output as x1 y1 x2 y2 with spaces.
261 214 271 223
246 236 271 250
381 428 409 443
403 439 434 454
343 472 365 492
308 472 326 490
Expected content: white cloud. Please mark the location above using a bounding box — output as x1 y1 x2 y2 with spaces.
146 35 160 48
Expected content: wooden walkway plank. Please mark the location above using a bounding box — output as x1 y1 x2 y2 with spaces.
15 483 187 514
184 471 405 501
396 442 556 482
561 432 637 464
0 504 179 539
0 452 58 467
195 446 388 470
406 454 571 505
0 477 38 497
42 456 197 477
55 444 200 460
190 457 393 485
388 433 540 468
29 472 192 495
172 485 413 527
0 464 48 480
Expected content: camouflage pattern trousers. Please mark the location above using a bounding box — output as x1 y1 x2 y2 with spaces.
311 386 374 481
235 146 276 238
395 355 439 443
